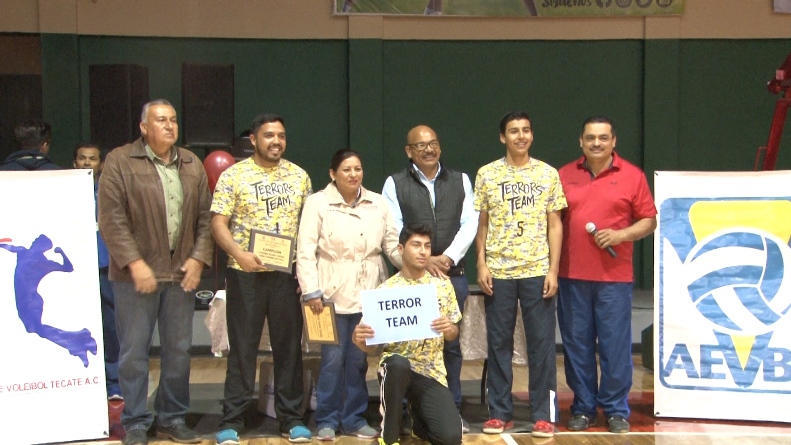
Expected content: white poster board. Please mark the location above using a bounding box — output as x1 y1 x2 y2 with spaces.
360 283 440 345
655 171 791 423
0 170 109 444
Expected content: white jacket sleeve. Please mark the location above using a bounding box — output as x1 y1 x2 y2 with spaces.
296 193 324 301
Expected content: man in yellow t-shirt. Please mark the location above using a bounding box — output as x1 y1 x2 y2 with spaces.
353 224 462 445
210 113 313 445
474 111 567 438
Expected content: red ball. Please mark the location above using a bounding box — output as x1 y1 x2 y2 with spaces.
204 150 236 193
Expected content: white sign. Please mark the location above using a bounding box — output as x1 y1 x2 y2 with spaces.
0 170 109 444
655 170 791 423
360 283 440 345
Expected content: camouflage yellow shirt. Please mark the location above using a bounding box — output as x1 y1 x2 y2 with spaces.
211 157 312 270
379 272 461 386
474 157 566 279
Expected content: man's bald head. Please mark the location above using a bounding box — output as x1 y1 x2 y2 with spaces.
405 125 441 179
407 125 437 145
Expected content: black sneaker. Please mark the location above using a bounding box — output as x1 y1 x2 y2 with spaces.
607 415 630 434
567 413 592 431
155 423 202 444
122 429 148 445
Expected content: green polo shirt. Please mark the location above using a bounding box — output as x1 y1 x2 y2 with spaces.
145 144 183 250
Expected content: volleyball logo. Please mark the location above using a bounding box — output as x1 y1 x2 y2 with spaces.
685 229 791 336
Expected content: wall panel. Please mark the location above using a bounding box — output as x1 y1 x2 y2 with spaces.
678 40 791 172
73 36 349 184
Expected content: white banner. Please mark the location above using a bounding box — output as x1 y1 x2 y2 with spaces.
655 171 791 423
775 0 791 13
361 283 440 345
0 170 109 444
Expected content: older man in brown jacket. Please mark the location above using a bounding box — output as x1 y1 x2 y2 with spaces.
98 99 213 445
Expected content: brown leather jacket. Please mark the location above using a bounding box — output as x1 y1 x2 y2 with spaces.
98 138 213 282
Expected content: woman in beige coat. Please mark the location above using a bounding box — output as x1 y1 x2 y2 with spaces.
296 148 401 441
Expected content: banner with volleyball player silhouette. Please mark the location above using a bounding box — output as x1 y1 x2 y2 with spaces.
655 171 791 423
0 170 109 443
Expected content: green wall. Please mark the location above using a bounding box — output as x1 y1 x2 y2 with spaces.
43 35 350 185
678 40 791 172
41 34 81 166
39 34 791 288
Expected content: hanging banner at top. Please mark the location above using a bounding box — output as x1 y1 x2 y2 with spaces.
776 0 791 14
335 0 683 17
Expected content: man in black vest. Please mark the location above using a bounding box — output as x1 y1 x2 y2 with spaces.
382 125 478 433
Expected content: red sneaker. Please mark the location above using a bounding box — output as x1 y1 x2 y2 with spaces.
531 420 555 438
482 419 514 434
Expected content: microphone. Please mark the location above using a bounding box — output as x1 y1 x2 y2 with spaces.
585 222 617 258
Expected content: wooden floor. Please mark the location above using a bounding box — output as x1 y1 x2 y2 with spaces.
73 355 791 445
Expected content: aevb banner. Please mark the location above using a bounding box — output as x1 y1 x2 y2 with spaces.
0 170 109 443
655 171 791 423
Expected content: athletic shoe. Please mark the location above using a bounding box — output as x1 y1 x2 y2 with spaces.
567 413 592 431
215 429 240 445
608 415 630 433
378 438 399 445
156 424 201 443
461 417 470 434
283 425 312 443
531 420 555 438
317 427 335 441
354 425 378 439
482 418 514 434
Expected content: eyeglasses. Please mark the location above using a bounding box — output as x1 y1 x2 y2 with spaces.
408 139 440 151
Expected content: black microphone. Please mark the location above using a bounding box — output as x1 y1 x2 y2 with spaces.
585 222 617 258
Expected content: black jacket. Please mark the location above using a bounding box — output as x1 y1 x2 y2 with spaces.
0 149 60 171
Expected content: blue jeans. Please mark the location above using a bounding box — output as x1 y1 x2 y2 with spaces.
113 281 195 432
100 270 121 396
444 275 468 410
485 276 558 423
315 312 369 432
557 278 633 419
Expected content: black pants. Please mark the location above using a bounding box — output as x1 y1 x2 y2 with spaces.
378 355 462 445
219 269 304 433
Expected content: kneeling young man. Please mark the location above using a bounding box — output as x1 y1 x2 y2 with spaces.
353 224 463 445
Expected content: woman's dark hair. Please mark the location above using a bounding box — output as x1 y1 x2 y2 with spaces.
330 148 362 172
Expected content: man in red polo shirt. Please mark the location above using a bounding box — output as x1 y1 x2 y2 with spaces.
557 116 657 434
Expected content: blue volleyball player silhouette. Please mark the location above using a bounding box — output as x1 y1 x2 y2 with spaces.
1 234 97 367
